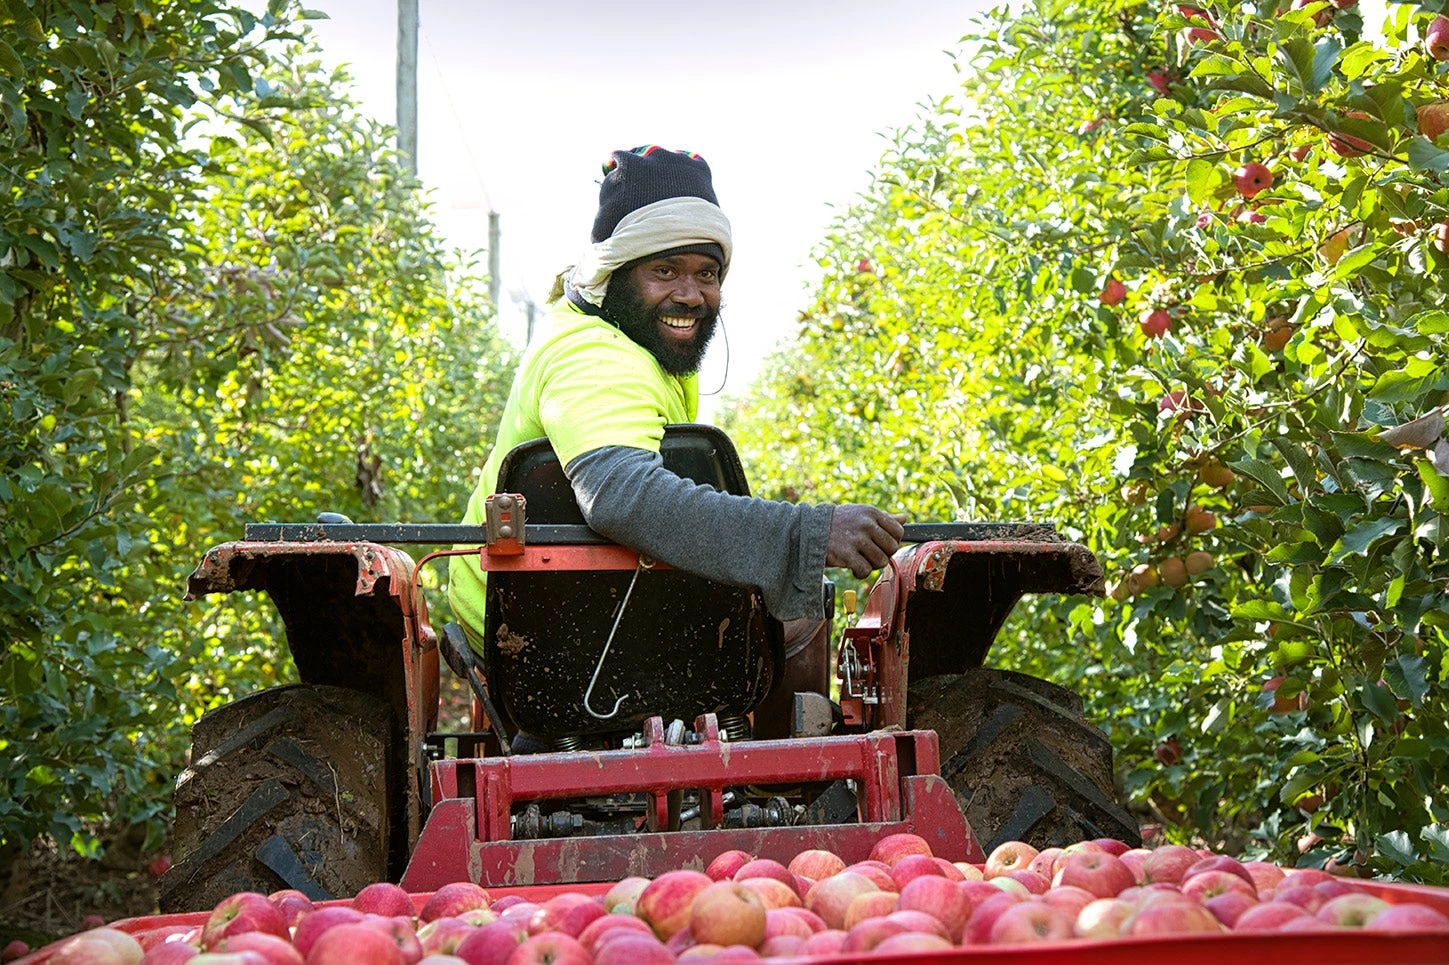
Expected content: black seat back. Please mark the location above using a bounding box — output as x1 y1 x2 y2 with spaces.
480 425 778 739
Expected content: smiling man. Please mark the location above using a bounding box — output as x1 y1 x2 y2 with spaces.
448 146 904 733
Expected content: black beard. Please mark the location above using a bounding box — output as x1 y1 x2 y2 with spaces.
602 276 718 376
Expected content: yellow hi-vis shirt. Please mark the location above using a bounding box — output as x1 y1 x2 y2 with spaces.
447 299 699 652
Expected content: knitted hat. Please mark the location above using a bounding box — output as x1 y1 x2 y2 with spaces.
592 146 723 264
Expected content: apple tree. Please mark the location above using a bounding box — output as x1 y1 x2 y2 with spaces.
727 0 1449 880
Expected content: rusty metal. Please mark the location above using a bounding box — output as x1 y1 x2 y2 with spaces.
400 713 983 890
185 539 438 878
838 538 1105 731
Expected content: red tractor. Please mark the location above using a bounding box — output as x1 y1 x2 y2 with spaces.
161 426 1136 910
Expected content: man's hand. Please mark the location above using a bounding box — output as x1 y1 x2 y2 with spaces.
826 505 908 578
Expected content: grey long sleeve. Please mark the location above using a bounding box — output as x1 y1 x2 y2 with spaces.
564 445 835 622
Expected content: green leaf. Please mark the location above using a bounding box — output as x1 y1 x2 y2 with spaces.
1278 36 1316 91
1186 158 1218 205
1422 826 1449 864
1331 432 1399 461
1327 517 1403 562
1360 680 1399 724
0 39 21 76
1368 370 1438 405
1407 310 1449 335
1339 42 1392 80
1232 599 1288 621
1311 37 1342 93
1416 460 1449 511
1228 457 1292 505
1383 653 1430 706
1375 830 1417 865
1270 437 1318 493
1407 137 1449 175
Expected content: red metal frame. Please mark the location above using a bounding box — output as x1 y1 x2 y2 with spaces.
400 713 983 889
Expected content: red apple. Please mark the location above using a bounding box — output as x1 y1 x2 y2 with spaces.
2 943 29 964
637 871 712 941
1101 279 1127 306
1118 849 1150 884
504 934 588 965
988 903 1074 943
984 841 1039 879
1089 839 1131 857
805 869 880 927
787 850 843 881
761 909 812 943
293 909 367 959
1182 870 1257 904
307 925 405 965
52 933 145 965
883 911 948 941
1141 846 1201 884
1075 898 1133 938
952 862 985 881
201 894 288 949
1281 868 1336 889
134 929 199 953
960 880 1006 905
576 915 652 954
840 863 895 892
889 854 945 889
417 919 475 957
840 917 907 954
358 918 424 965
600 878 649 915
1275 885 1325 913
1184 855 1255 887
801 931 846 955
896 875 972 942
1139 308 1172 338
455 922 528 965
1005 870 1050 895
869 833 933 866
211 934 301 965
705 851 752 882
497 906 541 927
877 931 953 953
181 955 265 965
1242 862 1286 896
732 860 792 891
527 896 599 938
353 884 418 919
689 882 766 948
756 935 805 958
1234 902 1311 931
1052 852 1136 899
1040 886 1096 920
1367 903 1449 930
1027 848 1062 880
140 945 199 965
1234 163 1273 198
1204 892 1258 927
844 891 898 930
1121 902 1224 935
736 877 800 910
589 936 673 965
964 892 1027 944
422 885 492 924
1316 894 1390 927
1426 15 1449 60
989 877 1031 897
776 907 824 934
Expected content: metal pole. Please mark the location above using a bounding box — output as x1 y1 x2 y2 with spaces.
526 300 536 343
488 210 501 309
396 0 418 174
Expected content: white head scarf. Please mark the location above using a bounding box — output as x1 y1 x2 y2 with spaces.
566 197 732 307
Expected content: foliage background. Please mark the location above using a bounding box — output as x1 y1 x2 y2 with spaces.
2 0 1447 912
726 0 1449 882
0 0 512 867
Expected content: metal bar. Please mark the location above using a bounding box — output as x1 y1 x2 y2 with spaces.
242 523 608 545
243 521 1058 546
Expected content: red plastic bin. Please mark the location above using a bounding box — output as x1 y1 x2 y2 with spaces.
15 878 1449 965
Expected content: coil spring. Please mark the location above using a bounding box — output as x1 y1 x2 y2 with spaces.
716 714 751 741
548 734 585 752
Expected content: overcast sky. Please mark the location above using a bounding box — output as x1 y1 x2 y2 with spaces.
300 0 985 400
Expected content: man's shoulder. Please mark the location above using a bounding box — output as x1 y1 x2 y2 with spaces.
533 303 655 371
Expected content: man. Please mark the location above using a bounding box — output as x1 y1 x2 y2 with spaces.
448 145 904 729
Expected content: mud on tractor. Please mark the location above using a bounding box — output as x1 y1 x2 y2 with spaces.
161 426 1137 911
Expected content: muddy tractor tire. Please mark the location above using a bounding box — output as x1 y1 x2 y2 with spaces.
162 685 393 911
907 668 1140 854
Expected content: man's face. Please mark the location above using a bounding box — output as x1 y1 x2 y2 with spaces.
602 252 721 375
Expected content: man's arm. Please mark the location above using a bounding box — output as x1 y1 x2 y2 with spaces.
565 446 903 622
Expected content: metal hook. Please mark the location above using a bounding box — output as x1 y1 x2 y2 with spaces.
583 561 643 720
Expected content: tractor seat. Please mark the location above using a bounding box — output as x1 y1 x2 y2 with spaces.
479 425 782 741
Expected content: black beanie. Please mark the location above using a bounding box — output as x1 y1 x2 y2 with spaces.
591 146 722 244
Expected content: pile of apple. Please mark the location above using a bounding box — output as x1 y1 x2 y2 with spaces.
32 836 1449 965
